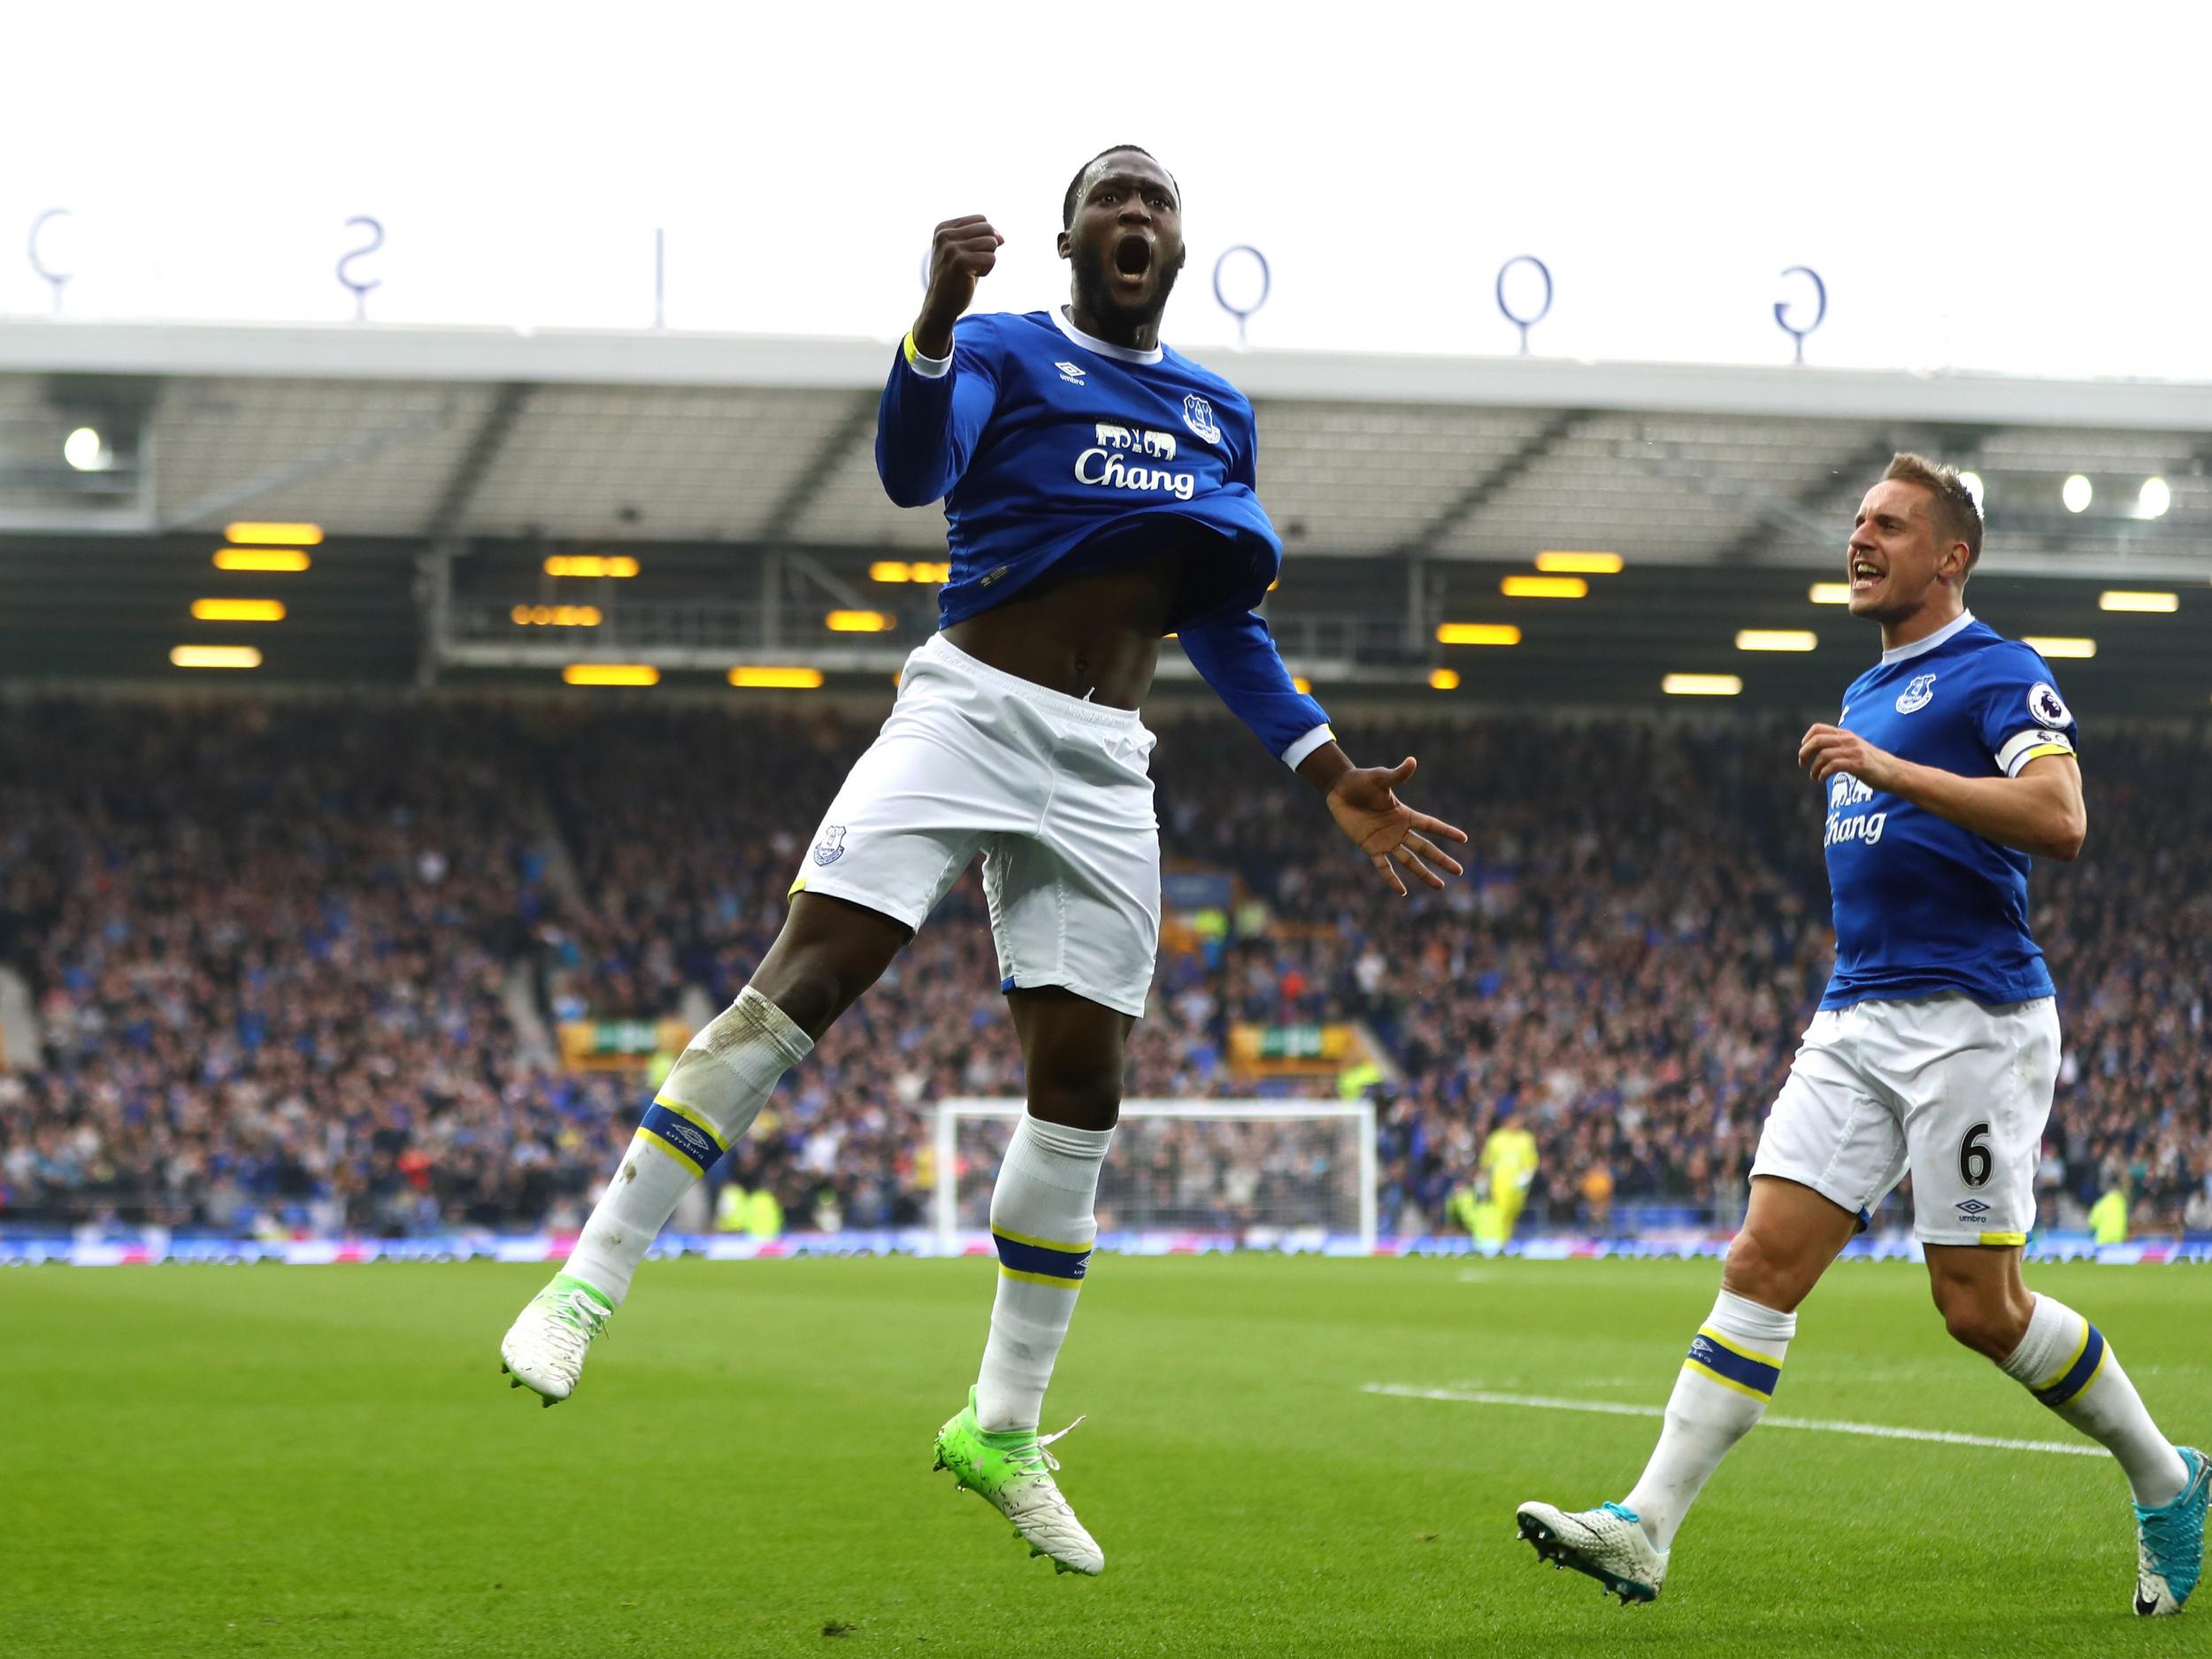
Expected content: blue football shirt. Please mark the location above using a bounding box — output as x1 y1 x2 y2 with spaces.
875 307 1332 765
1819 611 2079 1010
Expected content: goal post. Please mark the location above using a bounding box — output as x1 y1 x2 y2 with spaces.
933 1097 1379 1255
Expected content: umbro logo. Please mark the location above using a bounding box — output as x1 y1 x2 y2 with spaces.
1055 360 1087 385
1955 1197 1993 1217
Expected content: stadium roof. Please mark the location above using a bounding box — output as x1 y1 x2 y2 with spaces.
1 320 2207 712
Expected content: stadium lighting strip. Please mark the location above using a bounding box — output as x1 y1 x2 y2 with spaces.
1500 575 1588 599
2098 591 2177 613
170 645 263 670
870 560 952 584
191 598 285 623
214 547 311 572
512 605 603 627
729 666 826 688
2022 636 2097 659
825 610 895 633
1808 583 1849 605
563 664 659 687
1534 550 1623 574
226 521 323 547
1435 623 1522 646
545 556 641 578
1663 673 1743 696
1428 668 1461 690
1735 629 1818 652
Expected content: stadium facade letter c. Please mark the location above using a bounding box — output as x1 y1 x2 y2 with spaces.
27 208 73 313
1774 265 1827 364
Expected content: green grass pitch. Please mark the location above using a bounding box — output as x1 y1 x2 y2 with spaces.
4 1256 2205 1657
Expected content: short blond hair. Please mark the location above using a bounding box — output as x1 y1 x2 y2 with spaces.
1884 452 1983 572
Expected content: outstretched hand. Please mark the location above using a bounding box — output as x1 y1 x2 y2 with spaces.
1325 756 1469 896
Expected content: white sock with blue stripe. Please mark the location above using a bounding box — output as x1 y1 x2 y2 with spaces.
1622 1290 1797 1549
2000 1294 2186 1508
975 1115 1113 1432
564 987 811 1306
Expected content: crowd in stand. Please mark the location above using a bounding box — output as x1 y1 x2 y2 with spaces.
2 696 2206 1240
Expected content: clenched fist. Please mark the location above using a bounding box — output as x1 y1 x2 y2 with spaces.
913 215 1004 358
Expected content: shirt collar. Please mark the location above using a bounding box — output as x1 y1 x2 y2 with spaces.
1881 609 1975 665
1055 306 1164 365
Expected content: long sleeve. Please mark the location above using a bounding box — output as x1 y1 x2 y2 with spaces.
1177 607 1334 768
874 326 1002 508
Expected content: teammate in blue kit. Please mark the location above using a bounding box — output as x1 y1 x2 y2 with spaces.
1517 454 2204 1615
501 146 1467 1574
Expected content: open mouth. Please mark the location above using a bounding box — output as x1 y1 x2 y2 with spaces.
1850 557 1884 594
1112 234 1153 281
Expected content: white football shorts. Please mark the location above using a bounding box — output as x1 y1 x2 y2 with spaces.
1748 991 2060 1246
790 634 1161 1018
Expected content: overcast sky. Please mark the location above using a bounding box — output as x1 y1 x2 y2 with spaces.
2 0 2204 381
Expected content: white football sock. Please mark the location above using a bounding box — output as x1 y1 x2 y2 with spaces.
974 1115 1113 1432
1999 1294 2187 1508
1622 1289 1797 1549
564 987 811 1305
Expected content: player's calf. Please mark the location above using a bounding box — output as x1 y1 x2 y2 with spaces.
497 987 811 1402
1989 1291 2199 1613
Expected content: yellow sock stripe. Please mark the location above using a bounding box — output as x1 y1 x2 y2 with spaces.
2078 1344 2109 1397
2032 1320 2093 1395
999 1264 1087 1289
1697 1324 1785 1370
649 1095 731 1155
636 1125 708 1178
1682 1357 1774 1402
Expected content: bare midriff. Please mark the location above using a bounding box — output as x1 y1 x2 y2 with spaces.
942 549 1183 710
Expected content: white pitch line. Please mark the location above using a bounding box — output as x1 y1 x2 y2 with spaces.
1363 1383 2102 1457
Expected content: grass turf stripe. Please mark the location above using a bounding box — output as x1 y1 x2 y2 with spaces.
1362 1382 2102 1457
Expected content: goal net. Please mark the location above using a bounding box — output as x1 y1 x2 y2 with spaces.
933 1098 1378 1254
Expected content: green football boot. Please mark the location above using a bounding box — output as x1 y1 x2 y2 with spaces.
498 1273 613 1405
932 1387 1102 1576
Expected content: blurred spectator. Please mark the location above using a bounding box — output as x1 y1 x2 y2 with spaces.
2 698 2206 1240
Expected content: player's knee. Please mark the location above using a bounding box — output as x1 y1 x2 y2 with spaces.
1720 1226 1810 1313
749 947 856 1039
1929 1277 2026 1361
1025 1054 1124 1133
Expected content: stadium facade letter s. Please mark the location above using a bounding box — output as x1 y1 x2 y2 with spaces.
337 216 385 321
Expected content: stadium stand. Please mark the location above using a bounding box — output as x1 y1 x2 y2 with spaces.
4 698 2206 1240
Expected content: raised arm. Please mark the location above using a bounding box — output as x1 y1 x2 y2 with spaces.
875 215 1004 508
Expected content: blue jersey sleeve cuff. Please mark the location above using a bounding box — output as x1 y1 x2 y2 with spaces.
1280 723 1335 771
902 331 952 379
